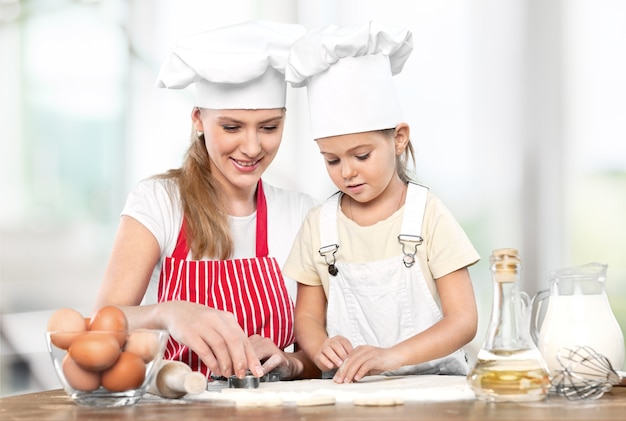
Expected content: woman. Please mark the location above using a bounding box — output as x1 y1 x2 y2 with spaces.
94 20 318 381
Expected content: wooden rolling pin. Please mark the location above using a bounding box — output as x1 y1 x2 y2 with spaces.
147 360 207 399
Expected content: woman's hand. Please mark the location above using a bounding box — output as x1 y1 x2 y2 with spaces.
157 301 263 379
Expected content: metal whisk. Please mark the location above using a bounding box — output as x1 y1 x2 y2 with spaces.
550 346 621 400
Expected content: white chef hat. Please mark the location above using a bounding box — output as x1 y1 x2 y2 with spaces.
286 21 413 139
156 20 306 109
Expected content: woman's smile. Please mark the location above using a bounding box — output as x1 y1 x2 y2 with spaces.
232 157 262 172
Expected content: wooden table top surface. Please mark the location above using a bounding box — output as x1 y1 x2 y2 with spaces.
1 387 625 421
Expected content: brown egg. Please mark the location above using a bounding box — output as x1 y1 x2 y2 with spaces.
101 351 146 392
47 308 87 350
89 305 128 347
61 353 101 391
124 330 161 362
69 331 121 371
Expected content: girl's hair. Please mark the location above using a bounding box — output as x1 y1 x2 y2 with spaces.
381 128 416 183
155 128 233 260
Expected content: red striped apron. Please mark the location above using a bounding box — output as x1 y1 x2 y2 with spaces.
157 181 295 376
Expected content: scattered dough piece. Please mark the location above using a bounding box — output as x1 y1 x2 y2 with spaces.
352 396 404 406
295 394 336 407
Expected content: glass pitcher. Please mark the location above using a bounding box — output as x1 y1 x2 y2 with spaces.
531 263 625 376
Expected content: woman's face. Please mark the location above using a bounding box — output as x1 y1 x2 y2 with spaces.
192 108 285 193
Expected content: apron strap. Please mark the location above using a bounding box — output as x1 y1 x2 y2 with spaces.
171 180 269 259
255 180 269 257
318 192 341 276
398 182 429 267
400 182 429 237
172 218 189 260
319 192 340 249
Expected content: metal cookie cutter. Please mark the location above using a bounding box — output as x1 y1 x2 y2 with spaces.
260 369 280 383
228 371 260 389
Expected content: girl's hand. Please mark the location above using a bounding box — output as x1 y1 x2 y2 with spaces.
158 301 263 379
333 345 401 384
314 335 353 372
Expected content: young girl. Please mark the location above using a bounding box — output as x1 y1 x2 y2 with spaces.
94 21 318 381
283 21 480 383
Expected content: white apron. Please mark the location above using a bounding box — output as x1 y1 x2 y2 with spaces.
318 182 468 376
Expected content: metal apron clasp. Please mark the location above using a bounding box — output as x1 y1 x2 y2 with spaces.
319 244 339 276
398 234 423 268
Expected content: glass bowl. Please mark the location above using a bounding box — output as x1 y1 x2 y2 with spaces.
46 328 169 407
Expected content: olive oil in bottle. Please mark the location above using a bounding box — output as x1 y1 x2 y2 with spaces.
467 249 550 402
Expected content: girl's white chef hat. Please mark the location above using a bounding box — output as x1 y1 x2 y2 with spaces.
286 21 413 139
156 20 305 109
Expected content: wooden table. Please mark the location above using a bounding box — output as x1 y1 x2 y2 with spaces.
1 387 625 421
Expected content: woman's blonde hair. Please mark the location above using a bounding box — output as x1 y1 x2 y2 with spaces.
155 128 232 260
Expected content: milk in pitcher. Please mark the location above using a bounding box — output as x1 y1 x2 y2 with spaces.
538 293 625 374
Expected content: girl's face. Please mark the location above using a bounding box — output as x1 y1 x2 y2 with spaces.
316 125 409 206
192 108 285 193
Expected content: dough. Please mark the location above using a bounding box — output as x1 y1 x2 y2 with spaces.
186 375 474 406
295 394 336 407
353 396 404 406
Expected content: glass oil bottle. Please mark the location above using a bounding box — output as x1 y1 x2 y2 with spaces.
467 248 550 402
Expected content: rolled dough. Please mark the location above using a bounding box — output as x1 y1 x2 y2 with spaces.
182 375 474 407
